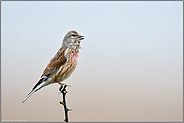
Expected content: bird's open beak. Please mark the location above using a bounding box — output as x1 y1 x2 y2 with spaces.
78 35 84 40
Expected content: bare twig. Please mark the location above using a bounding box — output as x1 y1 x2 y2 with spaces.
59 84 71 122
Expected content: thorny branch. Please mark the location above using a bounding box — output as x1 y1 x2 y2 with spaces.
59 84 71 122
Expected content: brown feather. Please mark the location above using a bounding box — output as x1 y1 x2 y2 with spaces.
41 47 67 77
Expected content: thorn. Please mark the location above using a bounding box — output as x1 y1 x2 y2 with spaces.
64 118 66 122
66 108 72 111
59 101 65 105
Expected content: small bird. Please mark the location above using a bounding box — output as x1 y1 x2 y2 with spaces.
22 30 84 103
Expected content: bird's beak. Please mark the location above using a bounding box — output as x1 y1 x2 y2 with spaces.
78 35 84 40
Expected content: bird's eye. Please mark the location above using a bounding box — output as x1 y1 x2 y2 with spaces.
71 35 76 37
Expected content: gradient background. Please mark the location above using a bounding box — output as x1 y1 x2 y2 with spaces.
1 1 183 122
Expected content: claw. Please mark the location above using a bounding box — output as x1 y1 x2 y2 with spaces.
66 84 71 87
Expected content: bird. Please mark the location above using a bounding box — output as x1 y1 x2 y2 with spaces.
22 30 84 103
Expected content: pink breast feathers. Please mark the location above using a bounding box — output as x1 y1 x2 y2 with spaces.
71 51 80 64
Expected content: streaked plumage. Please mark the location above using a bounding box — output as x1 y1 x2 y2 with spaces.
22 30 84 103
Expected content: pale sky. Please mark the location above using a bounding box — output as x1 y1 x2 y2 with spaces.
1 1 183 122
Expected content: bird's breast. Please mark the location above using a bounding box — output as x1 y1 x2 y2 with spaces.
52 50 80 82
71 51 80 64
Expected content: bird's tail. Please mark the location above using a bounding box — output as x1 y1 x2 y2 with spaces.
22 81 48 103
22 90 35 103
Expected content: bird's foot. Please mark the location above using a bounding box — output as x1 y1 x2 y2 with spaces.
59 83 67 93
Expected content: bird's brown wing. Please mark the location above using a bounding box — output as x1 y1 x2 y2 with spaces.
41 47 67 78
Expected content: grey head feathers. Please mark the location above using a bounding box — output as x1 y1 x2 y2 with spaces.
62 30 84 50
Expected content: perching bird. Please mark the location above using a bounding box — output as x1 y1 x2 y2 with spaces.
22 30 84 103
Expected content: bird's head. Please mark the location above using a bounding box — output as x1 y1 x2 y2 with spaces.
62 30 84 51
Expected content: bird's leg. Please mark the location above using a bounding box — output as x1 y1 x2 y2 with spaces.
58 83 67 92
58 82 64 85
58 82 71 93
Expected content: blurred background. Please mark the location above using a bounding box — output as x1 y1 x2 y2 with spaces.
1 1 183 122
